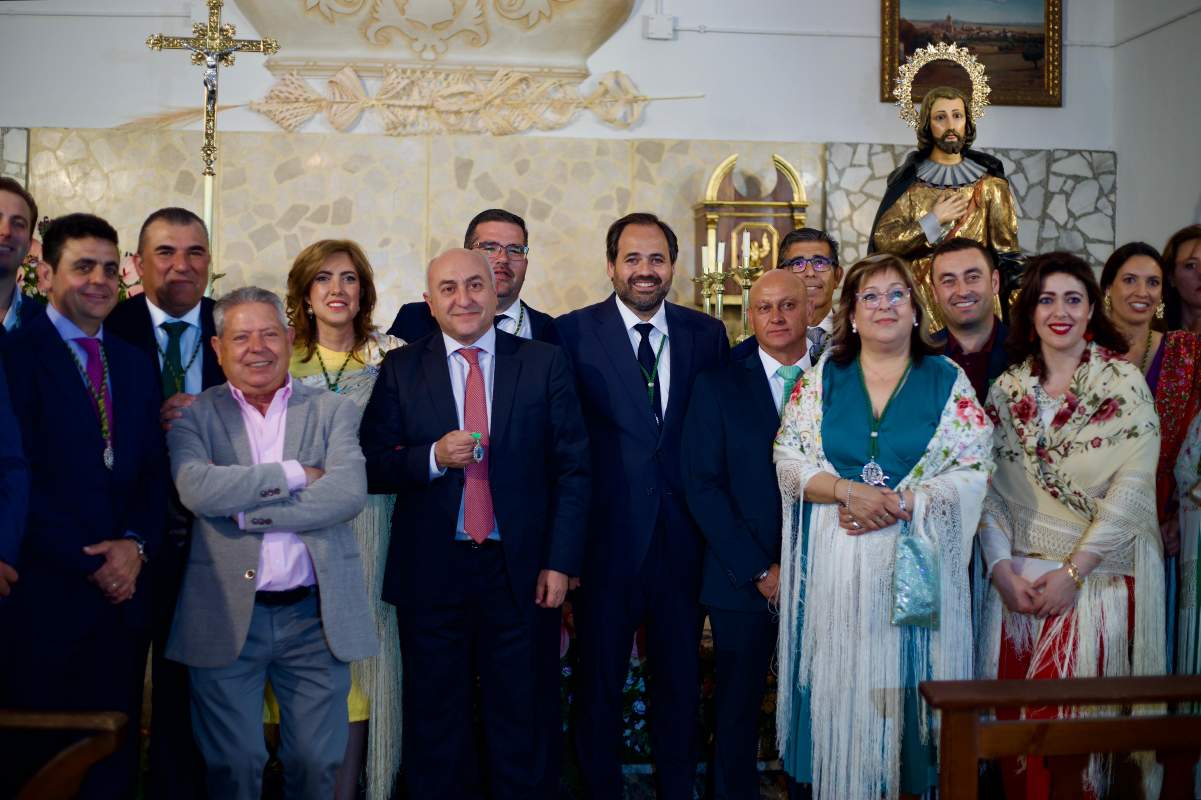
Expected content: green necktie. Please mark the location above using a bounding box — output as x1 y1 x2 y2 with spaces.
160 320 189 398
776 364 802 413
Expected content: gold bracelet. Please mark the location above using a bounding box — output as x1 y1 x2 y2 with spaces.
1062 558 1084 590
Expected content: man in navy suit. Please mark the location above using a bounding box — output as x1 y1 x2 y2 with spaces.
105 206 221 800
0 366 28 597
556 212 729 799
0 177 45 335
386 208 559 344
683 270 811 800
0 213 167 800
361 248 590 798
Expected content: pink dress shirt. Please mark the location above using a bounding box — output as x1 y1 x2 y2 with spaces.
230 378 316 591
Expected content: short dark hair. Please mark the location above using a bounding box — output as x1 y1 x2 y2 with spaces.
777 227 840 268
931 236 997 275
1006 251 1128 367
606 212 679 265
463 209 527 248
0 177 38 232
137 207 208 255
41 213 119 271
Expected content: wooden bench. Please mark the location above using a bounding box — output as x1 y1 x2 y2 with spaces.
0 710 128 800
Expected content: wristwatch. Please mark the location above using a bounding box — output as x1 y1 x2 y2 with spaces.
125 534 149 564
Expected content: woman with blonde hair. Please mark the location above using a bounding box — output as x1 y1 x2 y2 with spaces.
774 253 992 800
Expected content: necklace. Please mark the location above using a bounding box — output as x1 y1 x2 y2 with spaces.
856 357 913 486
315 344 356 393
156 332 203 395
638 335 668 403
498 301 525 335
66 342 115 470
1138 328 1155 374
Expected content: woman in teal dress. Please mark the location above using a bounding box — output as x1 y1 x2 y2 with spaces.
774 254 993 800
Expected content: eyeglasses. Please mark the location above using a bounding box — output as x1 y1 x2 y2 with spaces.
473 241 529 260
855 288 912 309
780 255 835 273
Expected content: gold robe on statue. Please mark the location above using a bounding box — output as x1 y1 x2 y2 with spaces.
873 176 1018 320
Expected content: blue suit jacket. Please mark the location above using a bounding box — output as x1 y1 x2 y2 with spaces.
682 351 784 612
555 295 730 581
387 299 560 345
361 329 590 608
0 311 167 630
0 365 28 565
0 293 46 340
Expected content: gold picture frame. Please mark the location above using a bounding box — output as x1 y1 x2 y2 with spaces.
881 0 1062 107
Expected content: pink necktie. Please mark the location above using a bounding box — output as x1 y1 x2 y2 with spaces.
75 337 113 430
458 347 494 543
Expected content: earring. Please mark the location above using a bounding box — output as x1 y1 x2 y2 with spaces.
1084 330 1094 342
913 317 919 328
306 304 314 318
1156 302 1166 319
1103 294 1112 314
851 322 858 334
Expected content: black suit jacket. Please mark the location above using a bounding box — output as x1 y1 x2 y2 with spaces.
360 329 590 609
105 295 225 392
555 295 730 581
0 311 167 631
682 351 784 612
387 299 560 345
0 294 46 339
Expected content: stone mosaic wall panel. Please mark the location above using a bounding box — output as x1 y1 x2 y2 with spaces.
825 143 1117 268
1 128 28 184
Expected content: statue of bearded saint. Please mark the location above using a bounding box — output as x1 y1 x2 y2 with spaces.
869 86 1022 322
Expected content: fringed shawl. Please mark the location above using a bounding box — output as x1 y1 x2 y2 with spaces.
773 353 992 800
1175 412 1201 676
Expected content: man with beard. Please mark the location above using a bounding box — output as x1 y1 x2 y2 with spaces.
870 86 1020 319
557 212 729 799
0 178 44 335
387 208 559 344
929 237 1008 402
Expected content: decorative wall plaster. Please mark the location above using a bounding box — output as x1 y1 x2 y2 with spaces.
0 128 29 184
365 0 490 61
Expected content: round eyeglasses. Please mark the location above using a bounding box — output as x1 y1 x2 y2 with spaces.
855 287 912 310
780 255 835 273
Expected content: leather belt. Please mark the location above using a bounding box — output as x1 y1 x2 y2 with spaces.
254 585 316 606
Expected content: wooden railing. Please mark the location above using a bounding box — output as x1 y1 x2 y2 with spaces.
920 676 1201 800
0 710 127 800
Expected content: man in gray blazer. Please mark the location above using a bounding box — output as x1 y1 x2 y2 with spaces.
166 286 377 800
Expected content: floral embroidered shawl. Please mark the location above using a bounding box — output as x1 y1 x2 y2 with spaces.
1153 331 1201 520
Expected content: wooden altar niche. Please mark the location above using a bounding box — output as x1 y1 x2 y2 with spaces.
692 153 808 309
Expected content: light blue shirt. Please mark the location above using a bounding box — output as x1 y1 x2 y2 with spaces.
46 303 106 392
427 326 500 541
146 298 204 396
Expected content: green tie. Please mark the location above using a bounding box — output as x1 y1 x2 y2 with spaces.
160 321 189 398
776 365 802 412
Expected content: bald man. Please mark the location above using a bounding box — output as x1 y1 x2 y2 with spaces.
360 249 590 799
682 269 811 799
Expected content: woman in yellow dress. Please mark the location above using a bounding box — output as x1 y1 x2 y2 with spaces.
266 239 404 800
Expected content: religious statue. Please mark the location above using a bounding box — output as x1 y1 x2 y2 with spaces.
869 46 1022 319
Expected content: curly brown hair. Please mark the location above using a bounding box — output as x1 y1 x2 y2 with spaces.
285 239 378 363
829 253 940 366
916 86 977 154
1005 251 1128 368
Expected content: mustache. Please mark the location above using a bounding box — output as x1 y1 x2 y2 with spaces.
627 274 663 287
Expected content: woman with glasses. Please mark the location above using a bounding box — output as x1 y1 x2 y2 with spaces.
978 252 1164 798
265 240 405 800
774 253 993 800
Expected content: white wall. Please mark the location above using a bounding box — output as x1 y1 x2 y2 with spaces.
1113 2 1201 247
0 0 1115 150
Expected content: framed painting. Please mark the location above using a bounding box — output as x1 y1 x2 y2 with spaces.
881 0 1062 107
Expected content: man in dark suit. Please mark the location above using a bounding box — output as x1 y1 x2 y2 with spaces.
105 206 221 799
386 208 559 344
0 366 28 597
0 177 45 335
0 213 167 800
683 270 810 800
556 212 729 799
928 237 1009 403
361 248 590 799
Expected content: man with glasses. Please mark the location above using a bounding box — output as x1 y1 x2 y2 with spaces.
387 209 559 344
732 228 843 366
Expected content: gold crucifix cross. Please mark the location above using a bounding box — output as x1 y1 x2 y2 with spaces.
147 0 279 178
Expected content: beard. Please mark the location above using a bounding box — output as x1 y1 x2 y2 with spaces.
613 274 670 315
935 131 964 154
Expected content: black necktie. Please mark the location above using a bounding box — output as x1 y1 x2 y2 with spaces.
634 322 662 426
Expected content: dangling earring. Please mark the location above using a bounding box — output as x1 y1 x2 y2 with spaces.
1103 294 1112 314
306 304 315 318
913 316 919 328
1084 330 1094 342
851 321 858 334
1156 302 1166 319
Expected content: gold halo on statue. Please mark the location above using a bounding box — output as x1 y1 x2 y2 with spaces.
894 42 991 130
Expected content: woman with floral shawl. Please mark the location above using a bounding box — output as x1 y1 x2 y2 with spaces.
774 254 993 800
978 252 1164 800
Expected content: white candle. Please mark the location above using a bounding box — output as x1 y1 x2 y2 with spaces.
701 245 710 274
706 228 717 274
716 242 725 273
741 229 750 268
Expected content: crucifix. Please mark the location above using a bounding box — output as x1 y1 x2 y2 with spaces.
146 0 279 265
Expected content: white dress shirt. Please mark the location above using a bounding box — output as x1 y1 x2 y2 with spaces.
757 348 806 414
495 300 532 339
146 297 205 395
614 295 671 417
427 326 501 541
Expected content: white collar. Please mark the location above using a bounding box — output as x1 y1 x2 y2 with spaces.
758 347 803 377
614 294 668 335
442 325 497 359
813 310 834 333
145 296 203 329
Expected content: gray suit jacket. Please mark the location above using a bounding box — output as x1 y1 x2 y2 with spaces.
165 380 378 668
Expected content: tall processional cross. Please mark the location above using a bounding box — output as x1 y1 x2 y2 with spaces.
146 0 279 251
